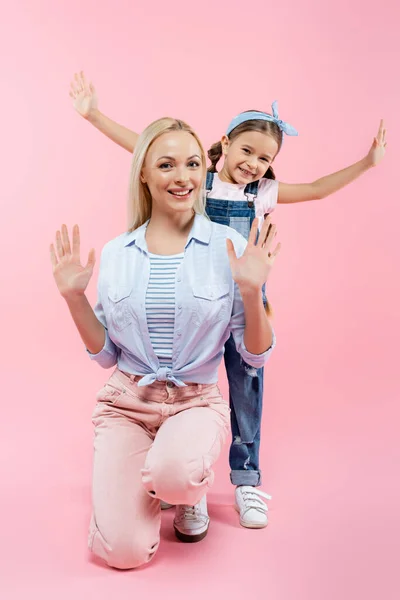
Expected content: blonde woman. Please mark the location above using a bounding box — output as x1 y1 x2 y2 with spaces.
50 117 279 569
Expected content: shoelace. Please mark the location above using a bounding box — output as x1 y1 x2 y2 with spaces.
175 505 202 523
240 488 272 515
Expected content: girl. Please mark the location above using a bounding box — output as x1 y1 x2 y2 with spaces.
50 117 280 568
69 71 387 531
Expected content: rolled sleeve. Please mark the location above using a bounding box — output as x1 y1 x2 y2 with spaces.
86 328 119 368
235 329 276 369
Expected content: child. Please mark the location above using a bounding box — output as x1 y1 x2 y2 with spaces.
69 71 386 532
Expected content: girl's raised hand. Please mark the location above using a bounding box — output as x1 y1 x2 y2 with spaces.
69 71 98 119
50 224 95 299
226 216 281 294
366 120 387 167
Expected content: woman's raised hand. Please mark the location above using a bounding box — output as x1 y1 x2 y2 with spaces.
226 216 281 294
50 224 95 299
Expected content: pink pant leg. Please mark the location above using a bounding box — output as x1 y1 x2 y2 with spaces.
90 409 161 570
142 398 230 506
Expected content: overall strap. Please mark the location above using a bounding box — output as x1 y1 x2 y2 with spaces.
205 171 214 193
244 180 259 208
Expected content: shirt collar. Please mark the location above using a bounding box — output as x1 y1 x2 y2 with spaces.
123 212 212 251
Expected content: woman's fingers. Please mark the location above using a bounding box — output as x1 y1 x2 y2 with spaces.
49 244 58 269
72 224 81 260
259 218 277 252
55 230 64 260
255 215 270 246
248 218 259 246
226 238 238 269
268 242 281 261
265 225 277 251
61 224 71 255
85 248 96 271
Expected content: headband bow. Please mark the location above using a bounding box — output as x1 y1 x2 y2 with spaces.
226 101 298 137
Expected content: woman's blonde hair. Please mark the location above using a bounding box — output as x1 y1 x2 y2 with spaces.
128 117 207 231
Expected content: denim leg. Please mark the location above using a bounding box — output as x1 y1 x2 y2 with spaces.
224 334 264 487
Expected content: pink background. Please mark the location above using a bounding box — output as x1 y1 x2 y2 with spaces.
1 0 399 598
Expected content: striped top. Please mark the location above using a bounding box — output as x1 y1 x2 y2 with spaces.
89 214 275 386
145 252 184 367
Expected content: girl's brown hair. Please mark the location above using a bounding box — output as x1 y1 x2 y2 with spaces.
207 111 283 180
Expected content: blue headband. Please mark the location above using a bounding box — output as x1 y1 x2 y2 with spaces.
226 101 298 137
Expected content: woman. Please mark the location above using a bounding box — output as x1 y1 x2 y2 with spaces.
50 117 280 569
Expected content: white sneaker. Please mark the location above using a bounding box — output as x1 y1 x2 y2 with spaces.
173 496 210 543
235 486 271 529
160 501 174 510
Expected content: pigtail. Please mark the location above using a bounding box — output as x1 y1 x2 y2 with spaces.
207 141 223 172
263 165 276 180
264 299 273 318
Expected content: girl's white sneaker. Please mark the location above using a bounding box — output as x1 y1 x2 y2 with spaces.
235 486 271 529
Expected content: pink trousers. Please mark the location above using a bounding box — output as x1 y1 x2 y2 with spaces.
89 368 230 569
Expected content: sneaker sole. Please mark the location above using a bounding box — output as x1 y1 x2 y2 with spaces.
174 523 209 543
234 505 268 529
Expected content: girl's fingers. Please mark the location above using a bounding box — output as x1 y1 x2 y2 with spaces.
61 224 71 255
377 119 384 140
74 72 83 92
49 244 58 268
80 71 88 92
55 230 64 259
378 119 386 144
70 81 78 96
72 224 80 259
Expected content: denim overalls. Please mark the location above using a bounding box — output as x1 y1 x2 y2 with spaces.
205 171 265 486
